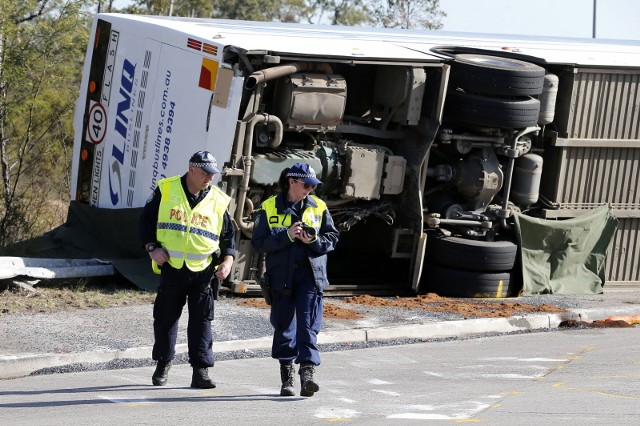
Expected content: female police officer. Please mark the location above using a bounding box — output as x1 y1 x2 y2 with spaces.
251 162 339 397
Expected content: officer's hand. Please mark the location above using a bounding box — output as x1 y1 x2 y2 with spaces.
215 256 233 280
288 222 303 240
149 247 169 266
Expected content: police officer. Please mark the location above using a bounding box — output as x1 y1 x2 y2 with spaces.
251 162 339 397
139 151 235 388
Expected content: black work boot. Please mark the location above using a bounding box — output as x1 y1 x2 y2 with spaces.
191 367 216 389
279 363 295 396
152 360 171 386
299 363 319 397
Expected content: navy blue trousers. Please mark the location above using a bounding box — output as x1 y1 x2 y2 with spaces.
152 263 215 368
270 267 324 366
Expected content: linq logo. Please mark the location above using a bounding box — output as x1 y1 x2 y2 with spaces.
109 58 136 206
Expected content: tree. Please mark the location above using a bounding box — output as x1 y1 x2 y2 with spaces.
0 0 92 248
305 0 372 25
373 0 445 29
126 0 445 29
128 0 373 25
126 0 211 16
212 0 283 21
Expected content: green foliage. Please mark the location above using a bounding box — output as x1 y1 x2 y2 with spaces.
310 0 372 26
373 0 446 29
129 0 212 17
212 0 283 21
128 0 376 26
0 0 94 247
126 0 444 28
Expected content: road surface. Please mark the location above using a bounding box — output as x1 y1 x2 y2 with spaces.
1 326 639 425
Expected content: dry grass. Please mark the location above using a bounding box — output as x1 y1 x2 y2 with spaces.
0 276 155 315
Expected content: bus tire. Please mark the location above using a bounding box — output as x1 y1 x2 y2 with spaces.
426 233 518 271
420 264 521 298
444 90 540 128
449 54 545 96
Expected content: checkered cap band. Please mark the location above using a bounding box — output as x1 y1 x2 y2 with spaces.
190 162 214 169
287 171 316 179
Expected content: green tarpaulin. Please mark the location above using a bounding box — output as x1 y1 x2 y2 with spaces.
514 204 618 295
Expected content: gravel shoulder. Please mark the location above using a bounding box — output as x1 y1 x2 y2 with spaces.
3 290 639 356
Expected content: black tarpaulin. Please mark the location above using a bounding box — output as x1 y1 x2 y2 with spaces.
3 201 159 291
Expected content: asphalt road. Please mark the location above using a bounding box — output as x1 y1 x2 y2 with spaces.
1 326 639 425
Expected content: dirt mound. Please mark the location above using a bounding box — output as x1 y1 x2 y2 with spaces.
238 297 362 319
344 294 566 319
239 293 568 320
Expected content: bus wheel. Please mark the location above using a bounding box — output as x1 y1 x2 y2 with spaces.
420 263 522 298
444 90 540 128
426 233 518 272
449 54 545 96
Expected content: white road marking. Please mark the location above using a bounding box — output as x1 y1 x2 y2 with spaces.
389 413 453 420
480 373 544 379
372 389 401 396
98 395 153 405
314 407 360 419
457 364 548 370
368 378 391 385
424 371 543 379
482 356 567 362
388 401 492 420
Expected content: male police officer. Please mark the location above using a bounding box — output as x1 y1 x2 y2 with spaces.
139 151 235 388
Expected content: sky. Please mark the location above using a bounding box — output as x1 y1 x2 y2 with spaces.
439 0 640 41
109 0 640 41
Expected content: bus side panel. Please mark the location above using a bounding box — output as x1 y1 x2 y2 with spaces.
72 18 237 209
72 19 162 208
137 43 222 205
138 44 240 204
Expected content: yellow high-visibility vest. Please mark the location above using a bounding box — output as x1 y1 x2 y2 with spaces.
261 194 326 235
152 176 230 273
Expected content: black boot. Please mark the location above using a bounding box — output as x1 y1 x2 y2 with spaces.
299 363 319 397
191 367 216 389
280 363 295 396
152 360 171 386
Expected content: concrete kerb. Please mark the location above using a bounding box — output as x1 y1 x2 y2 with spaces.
2 307 639 380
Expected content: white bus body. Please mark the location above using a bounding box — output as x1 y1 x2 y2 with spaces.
72 14 640 294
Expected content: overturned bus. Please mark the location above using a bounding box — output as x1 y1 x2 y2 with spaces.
71 14 640 295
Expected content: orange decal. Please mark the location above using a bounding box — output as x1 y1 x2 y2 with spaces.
199 58 219 91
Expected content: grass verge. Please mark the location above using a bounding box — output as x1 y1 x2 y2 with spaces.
0 276 155 315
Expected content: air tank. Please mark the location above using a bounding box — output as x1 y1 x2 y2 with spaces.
511 153 543 206
538 73 559 125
